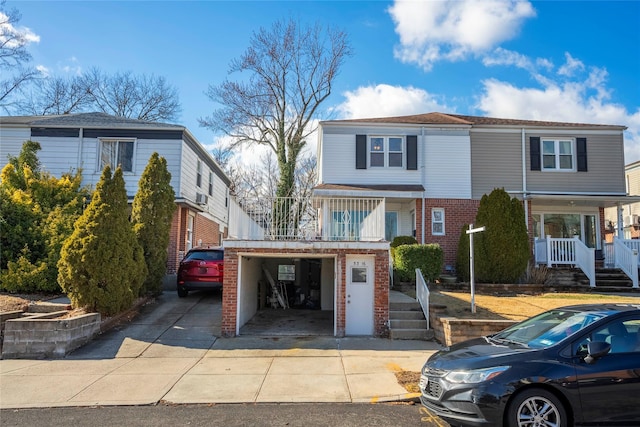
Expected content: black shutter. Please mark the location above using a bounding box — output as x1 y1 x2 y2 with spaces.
356 134 367 169
530 136 541 171
577 137 587 172
406 135 417 170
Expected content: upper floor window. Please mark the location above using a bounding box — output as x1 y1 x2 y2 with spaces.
208 171 213 196
542 139 574 171
370 136 403 168
196 160 202 187
432 208 445 236
100 139 134 172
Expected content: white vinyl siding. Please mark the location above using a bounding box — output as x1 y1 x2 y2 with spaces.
424 133 472 199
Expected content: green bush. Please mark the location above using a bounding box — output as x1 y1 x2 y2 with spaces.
475 188 529 283
394 243 444 283
132 153 176 296
390 235 418 263
455 224 471 282
58 166 147 316
1 253 56 293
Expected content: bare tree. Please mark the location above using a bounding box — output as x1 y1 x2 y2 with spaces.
200 19 352 199
82 68 181 121
17 75 91 115
0 1 39 112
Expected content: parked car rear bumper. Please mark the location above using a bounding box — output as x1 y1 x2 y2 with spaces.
178 280 223 290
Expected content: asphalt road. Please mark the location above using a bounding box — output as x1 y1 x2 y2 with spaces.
1 403 451 427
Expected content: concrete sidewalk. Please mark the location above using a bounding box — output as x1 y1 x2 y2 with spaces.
0 292 441 409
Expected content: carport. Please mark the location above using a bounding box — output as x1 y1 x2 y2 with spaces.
221 240 390 338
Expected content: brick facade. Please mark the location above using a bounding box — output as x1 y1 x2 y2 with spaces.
221 246 389 338
166 206 224 274
415 198 480 269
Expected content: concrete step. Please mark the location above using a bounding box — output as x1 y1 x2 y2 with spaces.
389 301 421 311
389 328 430 340
390 319 427 329
389 310 425 320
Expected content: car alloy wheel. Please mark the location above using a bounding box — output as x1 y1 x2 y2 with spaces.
508 388 567 427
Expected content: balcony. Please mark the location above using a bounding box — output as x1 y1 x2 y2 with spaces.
228 196 386 242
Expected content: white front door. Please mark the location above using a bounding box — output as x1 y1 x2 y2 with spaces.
345 256 374 335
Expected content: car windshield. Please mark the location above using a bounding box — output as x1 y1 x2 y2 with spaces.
185 250 223 261
491 309 606 348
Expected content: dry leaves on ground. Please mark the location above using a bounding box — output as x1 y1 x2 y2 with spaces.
395 370 421 393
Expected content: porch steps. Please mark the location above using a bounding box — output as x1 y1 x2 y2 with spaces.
388 292 430 340
548 267 638 291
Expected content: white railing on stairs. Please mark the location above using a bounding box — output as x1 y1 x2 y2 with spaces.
613 238 639 288
415 268 430 330
544 236 595 287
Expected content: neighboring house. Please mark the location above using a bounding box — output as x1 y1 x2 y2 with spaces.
605 160 640 241
221 112 638 338
0 112 231 274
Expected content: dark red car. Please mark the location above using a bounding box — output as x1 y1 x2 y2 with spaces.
176 247 224 297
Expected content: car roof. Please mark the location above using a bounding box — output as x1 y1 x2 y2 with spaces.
188 247 223 252
553 303 640 315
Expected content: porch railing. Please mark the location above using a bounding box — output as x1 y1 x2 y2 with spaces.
613 238 639 288
227 196 386 241
415 268 430 330
538 236 595 287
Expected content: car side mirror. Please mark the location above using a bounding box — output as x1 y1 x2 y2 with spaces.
584 341 611 364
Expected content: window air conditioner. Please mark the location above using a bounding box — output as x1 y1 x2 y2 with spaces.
195 193 208 205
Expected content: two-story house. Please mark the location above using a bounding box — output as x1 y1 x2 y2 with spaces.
0 112 231 274
222 112 638 338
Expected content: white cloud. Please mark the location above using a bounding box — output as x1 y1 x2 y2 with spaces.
477 54 640 163
336 84 451 119
0 12 40 47
388 0 535 71
558 52 584 77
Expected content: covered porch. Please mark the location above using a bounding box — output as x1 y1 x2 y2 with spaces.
528 193 640 288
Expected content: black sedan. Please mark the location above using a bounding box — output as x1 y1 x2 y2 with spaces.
420 303 640 427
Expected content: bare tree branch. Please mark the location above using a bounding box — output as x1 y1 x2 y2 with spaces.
200 18 352 198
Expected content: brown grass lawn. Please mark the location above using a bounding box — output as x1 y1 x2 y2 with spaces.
428 291 640 321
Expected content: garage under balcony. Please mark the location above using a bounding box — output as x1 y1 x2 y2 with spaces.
235 255 336 336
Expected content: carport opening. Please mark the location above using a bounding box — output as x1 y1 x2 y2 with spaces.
238 256 335 336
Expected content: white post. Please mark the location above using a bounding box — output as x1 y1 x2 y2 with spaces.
467 224 486 314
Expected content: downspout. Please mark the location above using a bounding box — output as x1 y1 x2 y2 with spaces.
421 126 426 243
78 127 83 173
522 128 528 230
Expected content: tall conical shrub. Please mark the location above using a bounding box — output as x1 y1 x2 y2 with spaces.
58 166 147 316
132 153 176 296
474 188 529 283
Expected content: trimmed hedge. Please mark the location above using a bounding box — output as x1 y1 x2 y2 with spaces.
394 243 444 283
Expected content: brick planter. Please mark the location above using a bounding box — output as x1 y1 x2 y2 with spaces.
1 311 101 359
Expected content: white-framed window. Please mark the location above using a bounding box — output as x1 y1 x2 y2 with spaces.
99 139 135 172
542 139 574 171
369 136 403 168
208 171 213 196
432 208 445 235
186 214 194 250
196 160 202 187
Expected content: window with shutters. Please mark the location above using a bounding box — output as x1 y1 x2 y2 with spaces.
369 136 403 168
542 139 575 171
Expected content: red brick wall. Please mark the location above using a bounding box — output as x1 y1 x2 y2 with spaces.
415 198 480 269
220 246 389 338
166 206 224 274
194 214 220 247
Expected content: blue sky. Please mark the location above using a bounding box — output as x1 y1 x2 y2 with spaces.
8 0 640 163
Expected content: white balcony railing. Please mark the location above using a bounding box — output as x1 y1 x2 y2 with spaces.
227 196 385 241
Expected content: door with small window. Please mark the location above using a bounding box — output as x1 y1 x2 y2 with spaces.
345 256 374 335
